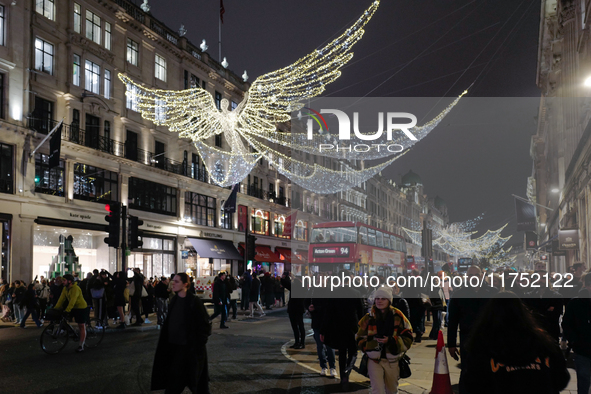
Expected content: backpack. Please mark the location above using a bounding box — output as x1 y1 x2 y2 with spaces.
229 277 238 291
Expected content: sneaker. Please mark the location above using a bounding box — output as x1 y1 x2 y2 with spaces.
330 368 337 378
220 325 230 329
76 346 84 353
321 368 328 376
144 319 152 324
115 323 126 330
260 313 266 317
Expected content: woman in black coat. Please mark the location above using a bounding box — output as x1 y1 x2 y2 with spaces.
320 281 365 389
151 273 211 394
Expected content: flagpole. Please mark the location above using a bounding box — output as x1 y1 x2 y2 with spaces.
30 119 64 158
512 194 554 211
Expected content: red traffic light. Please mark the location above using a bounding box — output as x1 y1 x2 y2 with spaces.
105 204 112 213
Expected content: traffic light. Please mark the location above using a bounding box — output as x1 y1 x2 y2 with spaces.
128 215 144 249
104 203 121 247
246 234 257 261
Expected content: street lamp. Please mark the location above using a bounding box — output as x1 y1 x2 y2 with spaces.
551 188 560 193
585 76 591 87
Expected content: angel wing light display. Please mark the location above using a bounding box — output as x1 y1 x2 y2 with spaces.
119 0 465 194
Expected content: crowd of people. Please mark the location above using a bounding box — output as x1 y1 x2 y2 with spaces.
1 262 590 394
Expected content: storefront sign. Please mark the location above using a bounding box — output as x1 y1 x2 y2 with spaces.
140 221 179 235
558 229 579 250
201 231 223 239
525 232 537 250
313 246 350 258
181 250 189 259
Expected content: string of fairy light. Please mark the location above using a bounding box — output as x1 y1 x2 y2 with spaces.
118 0 466 194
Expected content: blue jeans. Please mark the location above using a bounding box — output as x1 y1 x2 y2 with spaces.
574 353 591 394
20 307 42 327
313 328 336 370
14 305 25 324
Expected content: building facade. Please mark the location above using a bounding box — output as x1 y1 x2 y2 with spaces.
0 0 453 282
532 0 591 271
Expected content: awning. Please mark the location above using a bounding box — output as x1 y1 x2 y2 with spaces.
296 249 308 264
276 247 304 264
188 238 243 260
254 245 279 263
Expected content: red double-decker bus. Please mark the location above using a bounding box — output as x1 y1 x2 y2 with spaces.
308 222 407 277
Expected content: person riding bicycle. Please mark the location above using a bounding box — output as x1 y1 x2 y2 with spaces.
54 274 89 353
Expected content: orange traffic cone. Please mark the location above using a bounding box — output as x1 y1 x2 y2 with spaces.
429 330 453 394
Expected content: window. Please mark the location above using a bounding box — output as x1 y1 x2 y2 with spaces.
185 192 216 227
73 3 81 33
294 220 308 241
103 120 113 154
0 74 4 119
128 177 178 216
31 97 53 134
73 163 118 203
0 143 13 194
251 209 269 236
214 91 222 110
36 0 55 21
191 74 200 88
215 134 222 148
126 83 138 111
127 38 138 66
104 69 111 99
104 22 111 50
231 101 238 111
274 215 289 239
34 153 64 196
85 10 101 45
34 38 53 75
0 6 5 46
155 54 166 81
84 60 100 94
220 208 232 230
73 54 80 86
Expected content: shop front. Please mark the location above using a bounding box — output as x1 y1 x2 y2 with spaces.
32 218 117 279
128 235 176 280
187 238 242 277
275 247 306 277
252 245 279 274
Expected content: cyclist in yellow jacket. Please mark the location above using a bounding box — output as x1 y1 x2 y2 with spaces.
55 274 89 352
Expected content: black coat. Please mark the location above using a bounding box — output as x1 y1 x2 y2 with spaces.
524 289 563 340
391 295 410 321
447 285 498 348
562 288 591 357
249 277 261 302
212 278 226 305
151 294 211 392
281 277 305 315
305 296 330 330
321 287 365 349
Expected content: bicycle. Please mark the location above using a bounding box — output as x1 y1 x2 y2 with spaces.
40 309 105 354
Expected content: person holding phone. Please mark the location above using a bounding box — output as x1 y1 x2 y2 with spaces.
356 287 413 394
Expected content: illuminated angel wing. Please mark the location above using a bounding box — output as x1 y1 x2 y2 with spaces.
237 0 381 135
118 74 222 141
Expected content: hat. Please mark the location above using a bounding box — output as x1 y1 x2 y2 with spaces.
373 287 393 304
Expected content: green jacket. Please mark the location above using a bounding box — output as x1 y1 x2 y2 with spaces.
55 282 88 312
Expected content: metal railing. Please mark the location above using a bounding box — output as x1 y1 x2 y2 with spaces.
113 0 145 23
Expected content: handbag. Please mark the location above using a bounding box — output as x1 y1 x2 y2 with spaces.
357 353 369 377
399 354 411 379
141 285 148 298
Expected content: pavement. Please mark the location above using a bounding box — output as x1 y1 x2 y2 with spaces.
1 306 581 394
284 319 580 394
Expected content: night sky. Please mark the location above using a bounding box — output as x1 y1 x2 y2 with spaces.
147 0 541 241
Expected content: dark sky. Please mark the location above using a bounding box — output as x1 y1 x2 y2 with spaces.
147 0 540 241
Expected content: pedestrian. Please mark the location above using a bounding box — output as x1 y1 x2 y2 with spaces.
48 276 63 309
151 273 211 394
19 278 43 328
524 271 563 341
112 271 127 329
249 273 265 317
209 272 229 328
281 272 306 349
154 276 170 327
130 268 145 326
321 271 365 390
428 280 446 340
141 278 153 324
441 271 453 327
225 275 238 321
562 271 591 394
357 287 413 394
274 276 283 307
402 270 426 343
37 279 50 319
306 278 337 377
90 273 107 325
0 283 11 321
447 265 498 394
12 280 26 325
241 270 252 310
262 272 275 310
463 291 570 394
